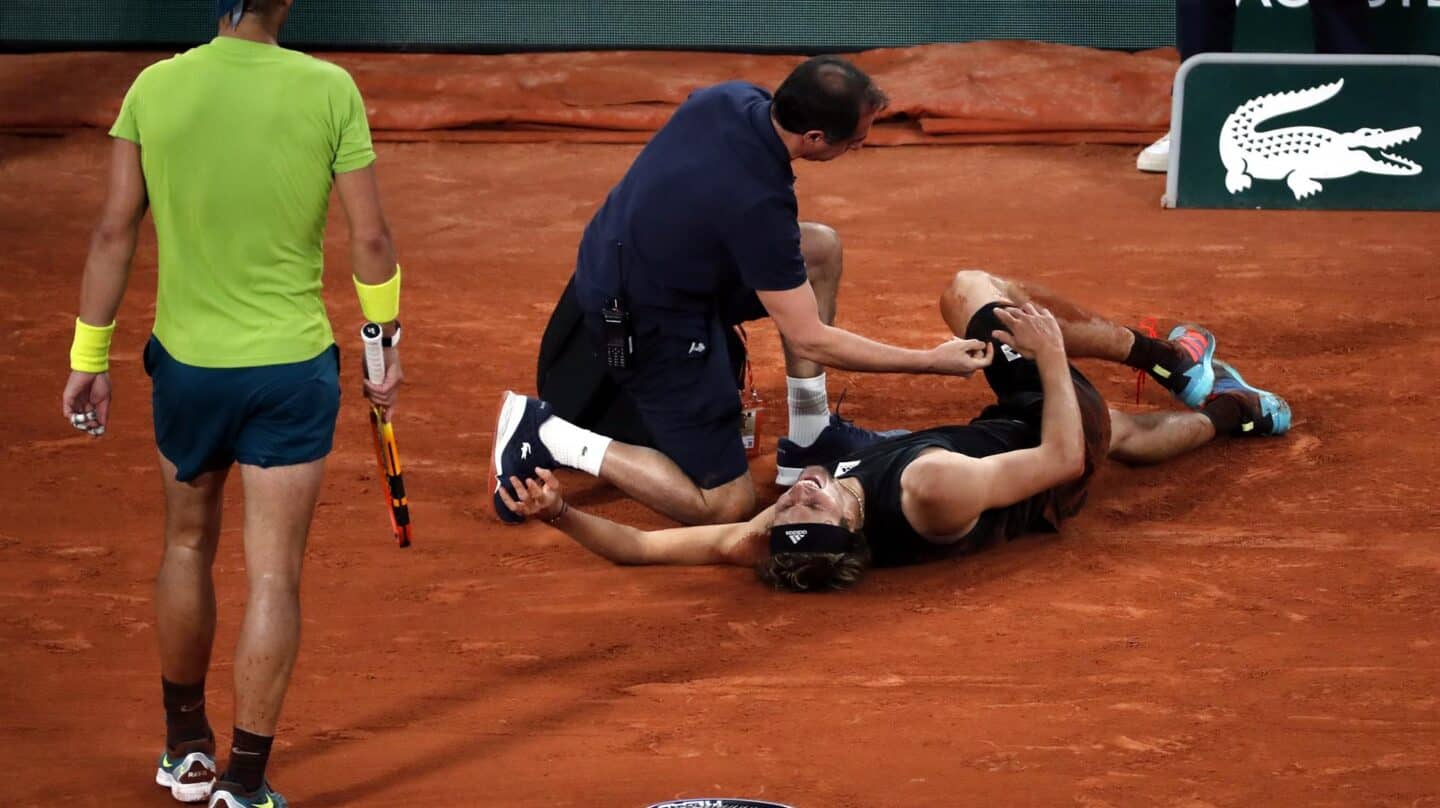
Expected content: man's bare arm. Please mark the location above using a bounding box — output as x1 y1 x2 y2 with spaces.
333 165 397 288
900 305 1087 539
758 283 993 377
500 471 771 567
77 138 148 327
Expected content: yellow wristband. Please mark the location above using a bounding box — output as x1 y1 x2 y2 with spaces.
354 264 401 324
70 318 116 373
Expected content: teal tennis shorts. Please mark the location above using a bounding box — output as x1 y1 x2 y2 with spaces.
144 335 341 482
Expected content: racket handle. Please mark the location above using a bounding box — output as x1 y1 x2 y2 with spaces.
361 322 386 384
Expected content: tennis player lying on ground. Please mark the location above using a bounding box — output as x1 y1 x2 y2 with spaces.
494 270 1291 591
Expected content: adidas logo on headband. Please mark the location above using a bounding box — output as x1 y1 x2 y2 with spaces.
770 523 856 555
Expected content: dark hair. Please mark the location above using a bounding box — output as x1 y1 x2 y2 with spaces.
221 0 283 22
773 56 889 143
756 524 872 593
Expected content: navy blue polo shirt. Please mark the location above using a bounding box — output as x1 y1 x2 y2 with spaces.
573 81 808 321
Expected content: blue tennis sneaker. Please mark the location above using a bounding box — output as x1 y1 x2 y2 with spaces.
491 391 559 524
1149 324 1218 409
208 780 287 808
1209 360 1291 436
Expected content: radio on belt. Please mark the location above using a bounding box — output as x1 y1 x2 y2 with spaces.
604 240 634 370
602 297 632 369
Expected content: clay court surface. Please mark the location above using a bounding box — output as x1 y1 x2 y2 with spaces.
3 124 1440 805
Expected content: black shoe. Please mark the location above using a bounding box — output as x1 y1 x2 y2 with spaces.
775 413 906 485
491 391 559 524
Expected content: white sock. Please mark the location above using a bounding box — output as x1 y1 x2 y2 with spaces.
538 416 612 477
786 373 831 447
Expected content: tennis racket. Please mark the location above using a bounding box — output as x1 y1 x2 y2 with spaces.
362 322 412 548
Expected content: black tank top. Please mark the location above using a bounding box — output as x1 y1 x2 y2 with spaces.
835 412 1080 567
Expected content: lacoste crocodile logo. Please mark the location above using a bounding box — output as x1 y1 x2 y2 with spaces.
1220 79 1422 200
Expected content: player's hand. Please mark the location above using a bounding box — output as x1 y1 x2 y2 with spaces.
62 370 111 438
928 337 994 377
497 468 566 522
993 303 1065 361
363 346 403 418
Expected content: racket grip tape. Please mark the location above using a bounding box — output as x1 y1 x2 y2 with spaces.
361 322 386 384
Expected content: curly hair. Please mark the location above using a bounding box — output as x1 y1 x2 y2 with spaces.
755 523 872 593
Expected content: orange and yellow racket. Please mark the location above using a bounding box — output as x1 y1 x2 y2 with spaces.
362 322 412 548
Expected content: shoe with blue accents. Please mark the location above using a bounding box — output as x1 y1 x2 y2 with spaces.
491 391 559 524
776 413 908 485
1148 324 1218 409
208 780 287 808
154 739 216 803
1209 359 1291 436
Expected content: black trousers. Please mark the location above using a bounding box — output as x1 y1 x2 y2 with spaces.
1178 0 1371 61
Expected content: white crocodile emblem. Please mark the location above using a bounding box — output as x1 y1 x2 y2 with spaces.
1220 79 1422 200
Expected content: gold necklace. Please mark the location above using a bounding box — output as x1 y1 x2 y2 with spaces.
838 477 865 528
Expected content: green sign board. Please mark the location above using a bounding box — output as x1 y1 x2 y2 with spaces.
1166 54 1440 210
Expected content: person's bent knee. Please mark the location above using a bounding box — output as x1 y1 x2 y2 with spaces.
941 269 1003 335
693 480 756 525
800 222 842 274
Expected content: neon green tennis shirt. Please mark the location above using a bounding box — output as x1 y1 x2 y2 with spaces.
110 36 376 368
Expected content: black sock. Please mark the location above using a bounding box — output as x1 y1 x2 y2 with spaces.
161 677 211 750
223 728 274 793
1124 328 1180 373
1202 394 1245 435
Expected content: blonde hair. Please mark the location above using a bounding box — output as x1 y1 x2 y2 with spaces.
755 524 871 593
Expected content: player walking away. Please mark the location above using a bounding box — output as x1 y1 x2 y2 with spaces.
496 270 1290 591
522 56 994 528
60 2 405 805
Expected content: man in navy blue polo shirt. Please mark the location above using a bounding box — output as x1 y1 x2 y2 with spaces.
499 56 993 526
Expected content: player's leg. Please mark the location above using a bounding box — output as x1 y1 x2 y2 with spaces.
213 458 324 800
232 462 323 731
1109 357 1291 464
1107 408 1216 464
782 222 841 381
770 221 900 482
597 446 757 524
154 456 228 801
942 269 1143 362
498 399 758 525
210 346 339 804
778 223 843 448
146 335 236 801
940 269 1218 408
156 459 226 717
496 315 759 525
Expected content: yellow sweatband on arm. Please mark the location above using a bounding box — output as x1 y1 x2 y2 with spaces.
354 264 401 323
70 318 116 373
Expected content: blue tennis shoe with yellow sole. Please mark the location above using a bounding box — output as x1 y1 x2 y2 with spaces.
1209 359 1291 436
